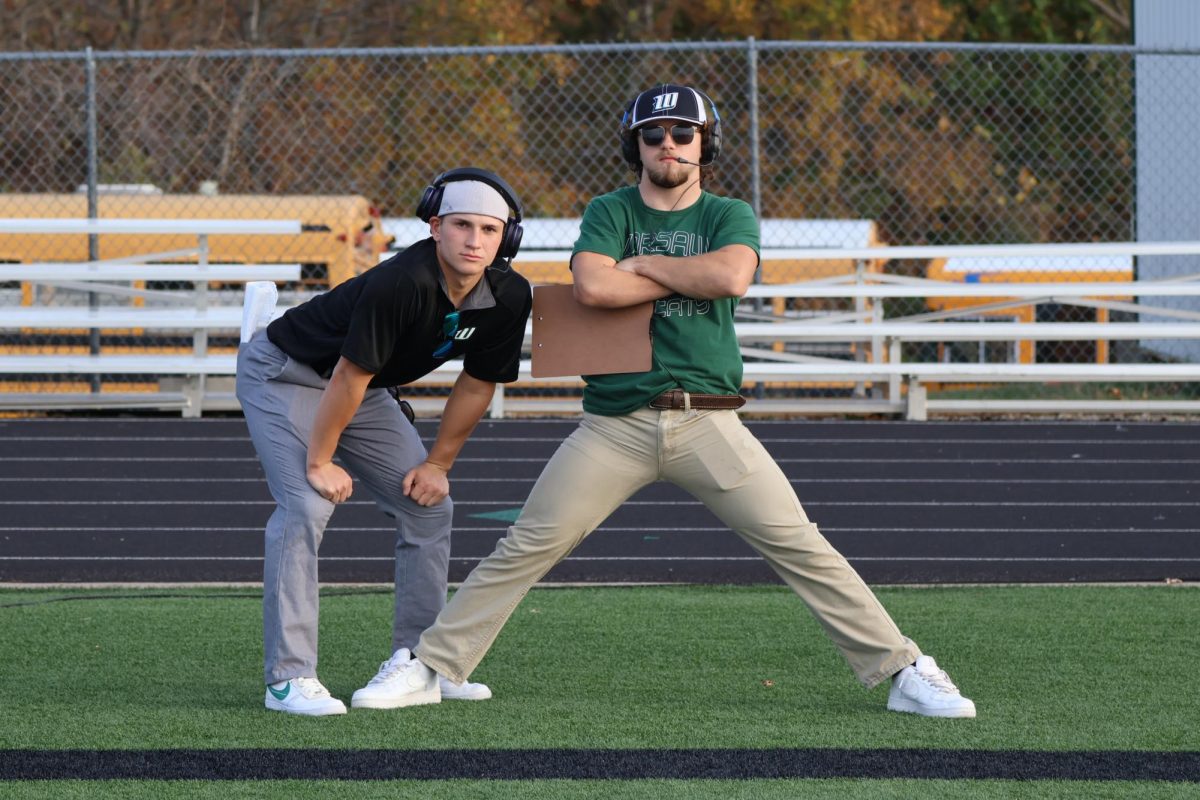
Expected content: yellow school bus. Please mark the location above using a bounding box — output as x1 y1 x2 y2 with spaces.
0 192 393 289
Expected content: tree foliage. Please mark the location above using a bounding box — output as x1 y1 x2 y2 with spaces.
0 1 1137 246
0 0 1131 51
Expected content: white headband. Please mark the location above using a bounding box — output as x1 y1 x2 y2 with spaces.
437 180 510 223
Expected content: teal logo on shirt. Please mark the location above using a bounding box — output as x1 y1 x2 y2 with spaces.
626 231 710 258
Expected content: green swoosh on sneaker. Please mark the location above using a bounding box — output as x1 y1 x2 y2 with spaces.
267 682 291 701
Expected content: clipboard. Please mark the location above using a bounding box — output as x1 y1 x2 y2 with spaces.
530 283 653 377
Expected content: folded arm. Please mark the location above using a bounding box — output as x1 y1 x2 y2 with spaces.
572 244 758 309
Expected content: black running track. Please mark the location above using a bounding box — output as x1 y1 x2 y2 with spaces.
5 747 1199 782
1 416 1198 585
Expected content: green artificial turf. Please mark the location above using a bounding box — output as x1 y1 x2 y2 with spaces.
1 584 1196 751
1 584 1197 798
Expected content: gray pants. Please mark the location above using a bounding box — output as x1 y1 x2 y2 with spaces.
236 331 453 684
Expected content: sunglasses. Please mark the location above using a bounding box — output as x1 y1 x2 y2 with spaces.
432 310 460 359
638 124 698 147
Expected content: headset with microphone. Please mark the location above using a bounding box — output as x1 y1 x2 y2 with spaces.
416 166 524 261
619 86 723 171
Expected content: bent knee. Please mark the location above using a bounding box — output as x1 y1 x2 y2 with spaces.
412 494 453 523
288 491 337 527
498 520 582 559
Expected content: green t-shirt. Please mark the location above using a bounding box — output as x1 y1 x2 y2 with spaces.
572 185 761 416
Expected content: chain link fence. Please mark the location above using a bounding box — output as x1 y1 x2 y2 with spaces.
1 40 1197 408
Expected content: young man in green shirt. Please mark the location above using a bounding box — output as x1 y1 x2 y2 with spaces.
351 84 975 719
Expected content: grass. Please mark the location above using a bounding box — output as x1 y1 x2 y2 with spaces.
1 584 1198 797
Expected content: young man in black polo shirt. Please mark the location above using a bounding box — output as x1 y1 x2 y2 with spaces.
236 168 532 716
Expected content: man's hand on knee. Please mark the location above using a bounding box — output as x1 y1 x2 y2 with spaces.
403 461 450 507
307 462 354 504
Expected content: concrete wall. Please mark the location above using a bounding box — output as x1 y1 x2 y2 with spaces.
1136 0 1200 359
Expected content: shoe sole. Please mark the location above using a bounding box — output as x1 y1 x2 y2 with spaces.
441 688 492 701
887 698 976 718
265 697 347 716
350 688 440 710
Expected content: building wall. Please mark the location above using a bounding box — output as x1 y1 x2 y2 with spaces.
1136 0 1200 358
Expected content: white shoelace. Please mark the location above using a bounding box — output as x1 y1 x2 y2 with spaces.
293 676 332 698
916 665 960 694
369 655 413 685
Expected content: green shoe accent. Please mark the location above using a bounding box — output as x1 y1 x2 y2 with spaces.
267 681 291 701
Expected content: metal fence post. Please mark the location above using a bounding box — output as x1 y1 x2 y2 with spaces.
85 46 101 393
747 37 766 399
747 36 762 255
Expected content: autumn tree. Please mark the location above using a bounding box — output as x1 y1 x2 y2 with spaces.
0 0 1138 246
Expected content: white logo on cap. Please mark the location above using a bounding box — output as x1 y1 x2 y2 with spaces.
651 92 679 112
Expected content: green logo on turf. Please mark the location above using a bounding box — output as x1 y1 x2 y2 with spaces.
268 682 291 701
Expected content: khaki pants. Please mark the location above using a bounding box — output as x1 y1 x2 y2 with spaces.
417 407 920 689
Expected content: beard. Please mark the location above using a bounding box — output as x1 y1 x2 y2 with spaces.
644 160 690 189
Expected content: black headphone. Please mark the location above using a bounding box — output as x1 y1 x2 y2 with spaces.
416 167 524 261
618 87 723 171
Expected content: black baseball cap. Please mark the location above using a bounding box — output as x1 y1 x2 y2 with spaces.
627 84 709 129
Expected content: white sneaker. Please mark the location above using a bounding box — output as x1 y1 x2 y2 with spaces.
439 675 492 701
264 676 347 716
351 648 441 710
887 655 976 718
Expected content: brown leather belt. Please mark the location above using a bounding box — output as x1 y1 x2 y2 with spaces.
649 389 746 411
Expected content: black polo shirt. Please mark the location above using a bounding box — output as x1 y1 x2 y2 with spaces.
267 237 532 387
